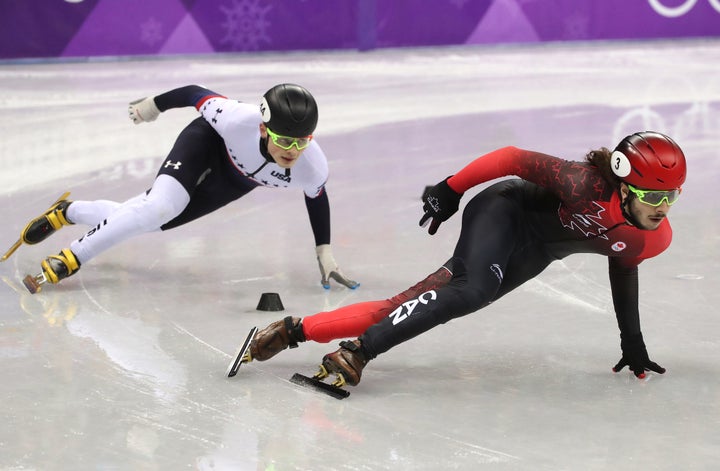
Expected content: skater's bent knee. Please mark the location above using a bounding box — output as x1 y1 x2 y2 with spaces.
132 197 186 230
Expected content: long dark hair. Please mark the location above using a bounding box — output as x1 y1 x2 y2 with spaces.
587 147 638 226
585 147 622 188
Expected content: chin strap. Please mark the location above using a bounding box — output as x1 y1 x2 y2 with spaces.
620 190 642 227
258 137 274 163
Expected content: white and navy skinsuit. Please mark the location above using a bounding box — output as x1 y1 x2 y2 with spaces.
67 85 332 265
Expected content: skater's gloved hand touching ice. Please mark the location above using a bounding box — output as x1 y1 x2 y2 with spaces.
612 332 665 379
316 244 359 290
419 177 463 235
128 97 161 124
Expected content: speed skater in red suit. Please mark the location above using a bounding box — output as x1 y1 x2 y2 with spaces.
243 131 687 388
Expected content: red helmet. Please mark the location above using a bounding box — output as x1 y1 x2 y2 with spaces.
611 131 686 190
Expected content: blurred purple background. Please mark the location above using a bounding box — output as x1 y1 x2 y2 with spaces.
2 0 720 59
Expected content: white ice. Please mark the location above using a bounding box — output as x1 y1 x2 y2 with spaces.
1 39 719 470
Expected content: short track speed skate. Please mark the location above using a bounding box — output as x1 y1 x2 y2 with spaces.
22 248 80 294
226 327 259 377
289 340 367 400
2 192 72 262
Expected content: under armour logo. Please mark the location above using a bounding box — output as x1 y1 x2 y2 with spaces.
164 160 182 170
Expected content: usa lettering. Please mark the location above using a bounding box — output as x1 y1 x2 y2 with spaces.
271 170 291 183
389 290 437 325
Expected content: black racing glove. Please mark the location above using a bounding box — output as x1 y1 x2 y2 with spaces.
612 332 666 379
418 177 463 235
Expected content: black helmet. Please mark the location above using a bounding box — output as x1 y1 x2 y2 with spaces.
260 84 318 137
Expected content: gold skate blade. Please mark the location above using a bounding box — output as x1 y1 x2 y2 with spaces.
22 273 47 294
226 326 258 378
50 192 71 206
1 239 22 262
290 373 350 400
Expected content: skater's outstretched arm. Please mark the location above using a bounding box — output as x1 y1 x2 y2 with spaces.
608 257 665 379
128 85 224 124
304 190 359 289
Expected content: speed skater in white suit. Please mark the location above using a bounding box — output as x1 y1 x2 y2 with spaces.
8 83 359 293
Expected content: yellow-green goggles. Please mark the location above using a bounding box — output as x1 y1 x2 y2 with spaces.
266 127 313 150
627 184 681 207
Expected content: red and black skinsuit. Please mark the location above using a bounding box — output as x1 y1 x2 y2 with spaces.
301 147 671 360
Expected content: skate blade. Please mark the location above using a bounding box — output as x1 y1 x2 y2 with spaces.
22 273 47 294
50 192 71 206
1 239 22 262
226 326 258 377
290 373 350 400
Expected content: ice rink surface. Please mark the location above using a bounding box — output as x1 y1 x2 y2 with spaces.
1 39 719 470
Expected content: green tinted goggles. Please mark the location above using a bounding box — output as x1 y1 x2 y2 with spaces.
266 127 313 150
627 184 681 207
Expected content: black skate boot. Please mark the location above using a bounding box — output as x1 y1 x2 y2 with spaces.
247 316 306 362
319 339 368 387
23 248 81 294
21 194 73 245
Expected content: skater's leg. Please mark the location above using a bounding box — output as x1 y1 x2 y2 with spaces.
303 301 392 342
359 185 531 360
27 118 231 290
65 200 123 226
304 262 453 342
247 302 390 362
320 182 553 386
386 261 453 305
70 174 190 264
248 263 454 362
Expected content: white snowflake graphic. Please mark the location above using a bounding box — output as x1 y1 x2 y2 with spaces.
140 17 164 46
220 0 273 51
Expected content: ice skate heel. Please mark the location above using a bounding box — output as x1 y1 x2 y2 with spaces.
319 339 368 387
2 192 72 262
23 248 80 294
